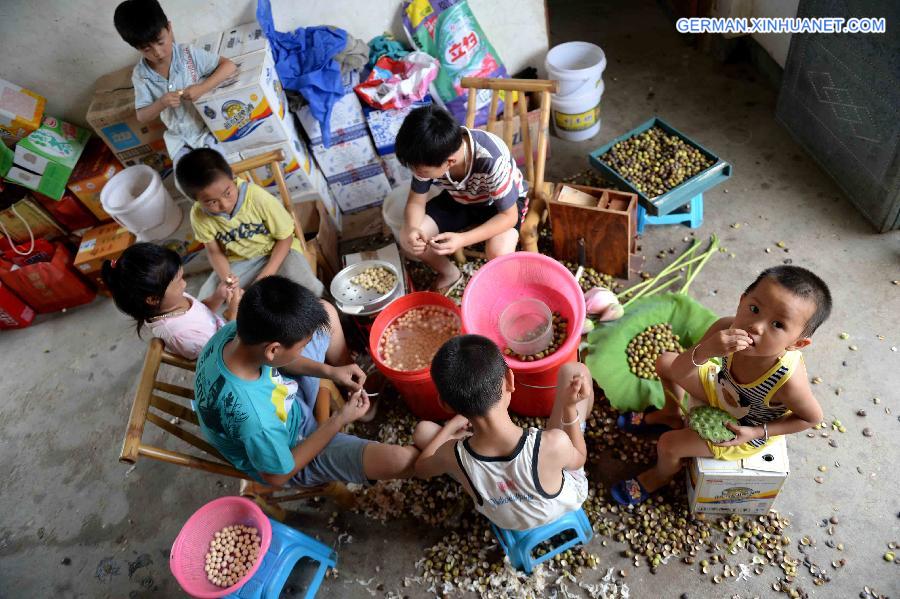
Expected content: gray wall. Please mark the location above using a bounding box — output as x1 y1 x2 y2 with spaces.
0 0 549 126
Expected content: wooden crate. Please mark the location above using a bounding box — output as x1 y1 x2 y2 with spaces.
547 184 638 279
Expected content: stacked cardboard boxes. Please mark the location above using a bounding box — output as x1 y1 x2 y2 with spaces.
0 79 46 146
192 37 337 227
5 117 91 200
298 92 391 233
85 66 172 175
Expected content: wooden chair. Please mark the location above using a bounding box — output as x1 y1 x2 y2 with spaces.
229 149 331 280
460 77 559 256
120 338 355 520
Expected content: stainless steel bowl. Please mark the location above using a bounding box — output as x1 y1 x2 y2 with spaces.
330 260 402 315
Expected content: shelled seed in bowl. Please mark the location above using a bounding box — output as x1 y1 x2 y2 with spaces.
504 312 569 361
351 267 397 294
204 524 262 588
379 306 460 371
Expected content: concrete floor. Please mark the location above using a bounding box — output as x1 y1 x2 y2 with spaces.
2 1 898 597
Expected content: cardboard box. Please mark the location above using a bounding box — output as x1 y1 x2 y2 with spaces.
308 130 381 180
85 67 172 175
236 116 329 200
297 92 368 146
74 222 136 285
192 31 223 55
686 436 789 515
193 50 291 153
6 117 90 200
381 153 411 189
363 97 431 156
219 22 270 59
326 163 391 213
67 137 124 221
0 79 46 146
338 202 387 241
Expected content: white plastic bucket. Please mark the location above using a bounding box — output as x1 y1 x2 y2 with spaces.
100 165 182 242
545 42 606 98
550 80 604 142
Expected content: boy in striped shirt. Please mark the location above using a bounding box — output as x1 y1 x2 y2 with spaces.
395 106 528 292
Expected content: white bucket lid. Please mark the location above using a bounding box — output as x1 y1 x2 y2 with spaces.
545 42 607 79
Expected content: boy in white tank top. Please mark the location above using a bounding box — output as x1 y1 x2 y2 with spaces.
413 335 592 531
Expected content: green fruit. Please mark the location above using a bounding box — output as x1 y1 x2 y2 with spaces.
689 406 739 443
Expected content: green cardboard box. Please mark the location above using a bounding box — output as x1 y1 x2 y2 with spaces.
5 116 90 200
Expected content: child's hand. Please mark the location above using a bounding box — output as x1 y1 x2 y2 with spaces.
212 281 231 303
330 364 366 392
565 372 591 406
701 328 754 358
445 414 471 439
180 84 205 101
429 232 463 256
223 286 244 321
224 273 239 289
713 422 761 446
160 91 182 109
406 228 428 255
339 390 371 425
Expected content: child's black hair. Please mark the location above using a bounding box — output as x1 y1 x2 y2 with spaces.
236 276 330 347
114 0 169 48
395 105 464 168
431 335 508 418
101 242 181 335
175 148 233 199
744 265 832 337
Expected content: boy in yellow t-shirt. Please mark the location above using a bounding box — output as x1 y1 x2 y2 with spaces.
176 149 324 299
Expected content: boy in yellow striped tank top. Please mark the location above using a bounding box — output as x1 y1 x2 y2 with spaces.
612 266 831 505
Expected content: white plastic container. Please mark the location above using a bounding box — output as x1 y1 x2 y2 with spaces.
550 80 604 141
100 165 182 242
545 42 607 98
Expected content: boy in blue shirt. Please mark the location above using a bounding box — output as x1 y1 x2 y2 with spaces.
114 0 237 164
194 276 418 487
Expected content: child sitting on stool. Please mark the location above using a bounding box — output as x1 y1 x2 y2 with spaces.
395 105 528 293
176 149 324 301
612 265 831 505
414 335 591 530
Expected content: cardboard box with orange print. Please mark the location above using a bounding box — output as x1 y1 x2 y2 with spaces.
68 138 124 221
0 79 46 146
74 222 136 291
686 436 789 515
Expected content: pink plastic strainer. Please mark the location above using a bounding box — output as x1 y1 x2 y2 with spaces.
170 496 272 598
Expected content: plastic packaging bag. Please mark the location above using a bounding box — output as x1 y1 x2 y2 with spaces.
354 52 439 110
402 0 508 125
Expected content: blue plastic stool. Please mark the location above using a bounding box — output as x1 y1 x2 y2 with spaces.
636 193 703 235
490 508 594 574
228 518 336 599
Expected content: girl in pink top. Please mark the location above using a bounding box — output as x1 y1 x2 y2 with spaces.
102 243 242 360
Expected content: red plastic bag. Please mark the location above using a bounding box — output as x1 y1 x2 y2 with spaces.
0 241 96 313
0 281 34 329
354 52 438 110
32 189 99 232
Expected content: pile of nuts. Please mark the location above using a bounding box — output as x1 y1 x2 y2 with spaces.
379 306 460 371
204 525 261 588
562 261 621 293
350 266 396 295
600 126 713 198
626 323 684 379
343 388 824 597
504 312 568 361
